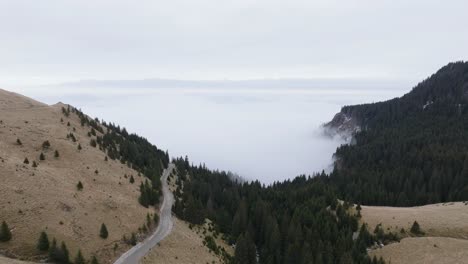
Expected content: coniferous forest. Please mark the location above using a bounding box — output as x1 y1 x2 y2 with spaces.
169 62 468 264
328 62 468 206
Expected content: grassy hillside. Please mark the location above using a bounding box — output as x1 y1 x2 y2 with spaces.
0 89 164 263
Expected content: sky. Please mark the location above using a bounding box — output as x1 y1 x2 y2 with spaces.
0 0 466 182
0 0 467 86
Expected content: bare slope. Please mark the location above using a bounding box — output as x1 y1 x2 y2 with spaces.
0 89 155 263
361 202 468 264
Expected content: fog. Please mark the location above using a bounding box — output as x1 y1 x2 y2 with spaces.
14 81 409 183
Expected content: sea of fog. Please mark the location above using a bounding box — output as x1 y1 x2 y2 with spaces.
13 82 409 183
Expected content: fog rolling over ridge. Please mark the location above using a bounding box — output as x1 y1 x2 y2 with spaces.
14 79 409 183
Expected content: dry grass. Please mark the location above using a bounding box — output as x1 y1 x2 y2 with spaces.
361 202 468 264
360 202 468 238
369 237 468 264
141 217 231 264
0 89 156 263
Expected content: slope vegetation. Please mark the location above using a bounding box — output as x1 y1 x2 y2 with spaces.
0 89 163 263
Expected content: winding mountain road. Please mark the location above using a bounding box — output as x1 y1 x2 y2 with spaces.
114 163 175 264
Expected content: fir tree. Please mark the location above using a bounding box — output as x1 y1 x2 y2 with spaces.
40 152 45 160
37 231 50 251
16 138 22 145
32 161 38 167
129 175 135 184
91 256 99 264
76 181 83 191
74 250 85 264
77 144 82 151
100 223 108 239
42 140 51 149
23 158 29 164
0 221 12 242
54 150 60 158
410 221 423 235
60 242 70 264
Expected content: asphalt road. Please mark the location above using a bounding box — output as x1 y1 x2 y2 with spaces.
113 163 175 264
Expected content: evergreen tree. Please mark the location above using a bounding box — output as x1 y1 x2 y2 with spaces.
76 181 83 191
60 242 70 264
16 138 22 145
37 231 50 251
234 232 257 264
74 250 85 264
0 221 12 242
130 232 137 245
91 256 99 264
40 152 45 160
23 158 29 164
410 221 423 235
130 175 135 184
100 223 108 239
32 161 38 167
42 140 51 149
77 144 82 151
54 150 60 158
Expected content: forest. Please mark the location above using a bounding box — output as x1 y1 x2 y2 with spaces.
329 61 468 206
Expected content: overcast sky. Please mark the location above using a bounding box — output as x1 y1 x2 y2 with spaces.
0 0 467 86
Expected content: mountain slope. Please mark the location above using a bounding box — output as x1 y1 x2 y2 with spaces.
0 89 164 263
325 61 468 206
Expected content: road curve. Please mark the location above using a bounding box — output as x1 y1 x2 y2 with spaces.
114 163 175 264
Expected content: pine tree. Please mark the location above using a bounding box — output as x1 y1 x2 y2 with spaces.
54 150 60 158
100 223 108 239
77 144 82 151
40 152 45 160
130 232 137 245
76 181 83 191
37 231 50 251
24 158 29 164
16 138 22 145
91 256 99 264
32 161 38 167
129 175 135 184
74 250 85 264
410 221 423 235
48 238 59 260
0 221 12 242
60 242 70 264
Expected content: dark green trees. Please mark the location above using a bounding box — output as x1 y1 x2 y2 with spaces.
39 152 45 160
0 221 12 242
48 239 70 264
24 158 29 164
42 140 51 149
234 232 257 264
410 221 423 235
74 250 85 264
37 231 50 251
91 256 99 264
76 181 83 191
129 175 135 184
100 223 108 239
54 150 60 158
138 181 159 208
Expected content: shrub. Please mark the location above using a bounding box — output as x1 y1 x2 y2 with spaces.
42 140 51 149
100 223 108 239
410 221 423 235
74 249 85 264
77 181 83 191
0 221 12 242
37 231 50 251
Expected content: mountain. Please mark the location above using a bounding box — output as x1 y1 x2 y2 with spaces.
325 61 468 206
0 89 167 263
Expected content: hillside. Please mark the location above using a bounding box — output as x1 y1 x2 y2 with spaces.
0 89 166 263
325 61 468 206
359 202 468 264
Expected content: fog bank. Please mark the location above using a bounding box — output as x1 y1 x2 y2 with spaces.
13 81 408 183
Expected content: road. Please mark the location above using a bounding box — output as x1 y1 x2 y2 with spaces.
113 163 175 264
